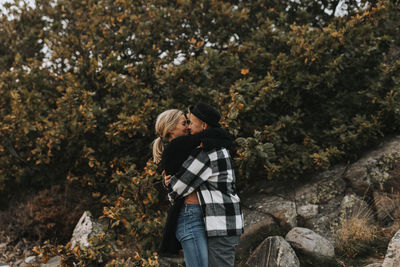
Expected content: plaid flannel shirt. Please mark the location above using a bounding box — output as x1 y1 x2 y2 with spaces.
168 147 244 237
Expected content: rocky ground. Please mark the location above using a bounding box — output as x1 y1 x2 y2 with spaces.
0 230 61 267
234 136 400 266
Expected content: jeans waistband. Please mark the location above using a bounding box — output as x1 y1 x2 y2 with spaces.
182 204 201 212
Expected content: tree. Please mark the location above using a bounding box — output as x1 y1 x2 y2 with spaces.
0 0 399 263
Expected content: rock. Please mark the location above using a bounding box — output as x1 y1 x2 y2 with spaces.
24 255 36 263
344 137 400 196
285 227 335 265
14 259 24 266
295 165 346 205
70 211 105 249
242 206 272 229
364 264 382 267
344 164 371 196
301 202 341 243
158 255 185 267
0 243 7 249
0 262 10 267
245 236 300 267
40 256 62 267
373 191 400 224
339 194 371 220
297 204 318 220
242 195 297 229
382 229 400 267
236 214 282 264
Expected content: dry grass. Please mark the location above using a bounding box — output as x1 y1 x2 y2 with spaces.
335 207 378 258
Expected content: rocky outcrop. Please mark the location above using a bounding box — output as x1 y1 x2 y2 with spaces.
382 229 400 267
242 195 297 229
373 191 400 223
297 204 318 220
344 139 400 196
235 214 281 263
236 137 400 266
339 193 371 220
285 227 335 264
294 165 347 240
294 165 347 206
245 236 300 267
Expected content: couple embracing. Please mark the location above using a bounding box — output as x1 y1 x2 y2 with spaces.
152 103 244 267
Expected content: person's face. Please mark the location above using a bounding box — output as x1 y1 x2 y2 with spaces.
188 113 206 135
169 114 188 141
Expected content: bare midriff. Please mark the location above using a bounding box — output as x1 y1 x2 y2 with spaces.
184 191 200 204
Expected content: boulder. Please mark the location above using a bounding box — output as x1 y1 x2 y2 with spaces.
70 211 105 249
373 191 400 224
295 165 346 205
245 236 300 267
339 194 371 220
40 256 62 267
285 227 335 265
382 229 400 267
363 264 382 267
344 164 371 196
242 206 274 229
300 198 343 243
24 256 36 264
236 214 281 263
242 195 297 229
297 204 318 220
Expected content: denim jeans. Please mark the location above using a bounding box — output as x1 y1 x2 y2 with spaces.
176 204 208 267
208 235 240 267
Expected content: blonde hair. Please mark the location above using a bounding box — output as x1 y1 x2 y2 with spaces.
152 109 184 163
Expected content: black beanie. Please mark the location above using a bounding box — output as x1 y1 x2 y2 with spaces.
189 103 221 127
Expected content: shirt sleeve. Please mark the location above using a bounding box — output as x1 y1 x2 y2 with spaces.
168 150 212 200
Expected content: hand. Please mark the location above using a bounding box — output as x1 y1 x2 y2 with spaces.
164 172 171 186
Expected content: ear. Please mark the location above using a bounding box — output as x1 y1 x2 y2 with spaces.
202 122 208 130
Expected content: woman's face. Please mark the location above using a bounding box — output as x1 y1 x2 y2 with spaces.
169 114 188 141
188 113 205 135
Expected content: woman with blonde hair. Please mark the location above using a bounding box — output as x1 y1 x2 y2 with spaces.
153 107 232 267
152 109 188 164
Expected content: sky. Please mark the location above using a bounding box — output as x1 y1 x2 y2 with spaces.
0 0 35 15
0 0 350 17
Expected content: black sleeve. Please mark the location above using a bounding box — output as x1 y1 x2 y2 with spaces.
161 134 202 175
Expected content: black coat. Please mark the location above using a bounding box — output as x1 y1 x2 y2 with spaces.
157 127 233 255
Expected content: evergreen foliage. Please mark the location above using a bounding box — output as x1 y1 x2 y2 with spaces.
0 0 399 264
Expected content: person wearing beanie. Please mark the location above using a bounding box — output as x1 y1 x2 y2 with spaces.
165 102 244 267
153 107 234 267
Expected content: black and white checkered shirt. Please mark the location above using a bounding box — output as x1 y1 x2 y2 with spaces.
168 147 244 237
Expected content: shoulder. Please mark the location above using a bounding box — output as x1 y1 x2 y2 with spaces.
206 147 231 161
168 134 201 150
183 147 210 165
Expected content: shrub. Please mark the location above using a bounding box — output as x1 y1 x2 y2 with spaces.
334 207 378 258
3 183 94 243
0 0 399 264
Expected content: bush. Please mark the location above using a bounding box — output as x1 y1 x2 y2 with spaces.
1 183 94 243
334 202 379 259
0 0 400 263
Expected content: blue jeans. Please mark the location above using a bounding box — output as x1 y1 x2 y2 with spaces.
176 204 208 267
